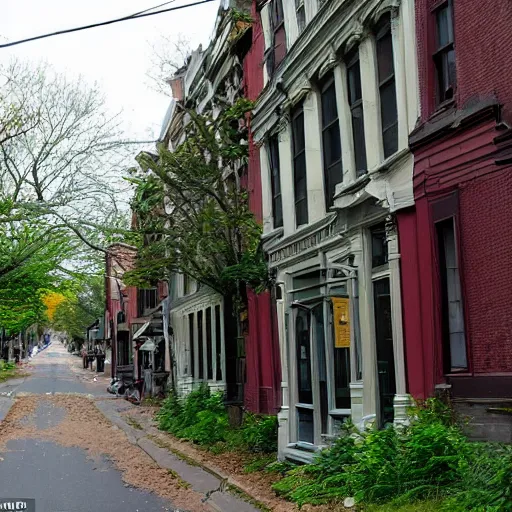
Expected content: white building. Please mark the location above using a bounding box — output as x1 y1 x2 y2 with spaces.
252 0 419 461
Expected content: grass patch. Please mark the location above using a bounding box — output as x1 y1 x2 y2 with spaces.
167 468 191 489
0 362 27 382
243 454 276 473
141 397 164 407
125 416 143 431
366 501 445 512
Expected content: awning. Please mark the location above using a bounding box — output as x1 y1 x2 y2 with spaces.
133 322 151 340
139 338 156 352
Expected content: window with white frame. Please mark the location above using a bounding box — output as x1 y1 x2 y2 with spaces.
268 134 283 229
265 0 287 78
346 50 367 176
375 14 398 159
291 102 309 226
187 303 224 382
320 73 343 208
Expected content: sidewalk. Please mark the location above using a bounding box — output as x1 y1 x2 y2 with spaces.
95 398 265 512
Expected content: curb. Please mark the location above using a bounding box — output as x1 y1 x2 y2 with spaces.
149 436 271 512
95 400 268 512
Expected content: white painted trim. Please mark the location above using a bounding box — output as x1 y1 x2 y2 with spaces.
391 9 409 152
283 0 299 48
359 35 384 170
401 0 421 131
260 144 274 234
303 91 326 222
334 61 357 184
278 123 296 237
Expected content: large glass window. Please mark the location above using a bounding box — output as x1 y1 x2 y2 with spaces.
188 312 195 378
434 1 456 104
376 15 398 158
436 218 467 372
292 103 309 226
346 51 367 175
371 223 389 268
197 310 204 380
206 307 213 380
215 305 222 381
320 75 343 208
268 134 283 229
266 0 287 78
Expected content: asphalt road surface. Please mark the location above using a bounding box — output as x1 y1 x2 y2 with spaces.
0 343 179 512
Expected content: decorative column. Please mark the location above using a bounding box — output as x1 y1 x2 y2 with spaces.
275 272 291 460
385 215 412 424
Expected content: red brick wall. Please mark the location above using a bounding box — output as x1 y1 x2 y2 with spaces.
459 168 512 373
416 0 512 121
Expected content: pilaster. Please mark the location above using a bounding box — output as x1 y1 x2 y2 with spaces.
359 36 384 169
303 91 326 222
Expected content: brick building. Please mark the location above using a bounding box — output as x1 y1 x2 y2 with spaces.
398 0 512 441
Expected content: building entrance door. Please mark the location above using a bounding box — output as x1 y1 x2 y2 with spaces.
373 277 396 426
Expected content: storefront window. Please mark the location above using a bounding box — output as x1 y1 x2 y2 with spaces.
296 308 312 404
197 310 204 380
313 304 328 434
215 305 222 381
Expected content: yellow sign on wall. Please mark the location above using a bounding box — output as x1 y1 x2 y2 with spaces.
332 297 350 348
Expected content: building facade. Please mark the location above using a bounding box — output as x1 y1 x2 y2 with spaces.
251 0 419 460
159 1 253 402
399 0 512 441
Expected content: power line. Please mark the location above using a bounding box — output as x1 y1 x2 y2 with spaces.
0 0 215 49
131 0 177 17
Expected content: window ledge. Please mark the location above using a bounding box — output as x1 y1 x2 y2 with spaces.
333 174 370 199
261 226 284 241
369 148 410 175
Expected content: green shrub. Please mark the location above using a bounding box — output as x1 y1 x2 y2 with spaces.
240 413 278 453
0 361 16 372
273 399 512 511
157 385 279 453
181 392 229 445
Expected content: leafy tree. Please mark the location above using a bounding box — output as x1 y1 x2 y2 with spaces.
126 98 268 296
51 275 105 346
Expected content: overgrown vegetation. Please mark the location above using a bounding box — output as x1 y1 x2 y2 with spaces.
157 384 278 454
0 360 20 382
272 399 512 511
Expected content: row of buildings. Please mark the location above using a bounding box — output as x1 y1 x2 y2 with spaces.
103 0 512 457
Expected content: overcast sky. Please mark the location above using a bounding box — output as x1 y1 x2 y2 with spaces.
0 0 220 143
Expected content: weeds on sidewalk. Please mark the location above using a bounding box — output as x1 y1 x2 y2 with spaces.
272 399 512 511
156 384 278 455
0 360 27 382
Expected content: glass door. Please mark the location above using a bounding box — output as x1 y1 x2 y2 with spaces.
373 278 396 426
295 308 313 443
294 302 329 445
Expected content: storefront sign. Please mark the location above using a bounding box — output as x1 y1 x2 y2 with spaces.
0 499 35 511
332 298 350 348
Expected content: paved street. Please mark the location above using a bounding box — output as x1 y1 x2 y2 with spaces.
0 343 187 512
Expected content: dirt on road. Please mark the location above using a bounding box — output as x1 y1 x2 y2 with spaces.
0 395 210 511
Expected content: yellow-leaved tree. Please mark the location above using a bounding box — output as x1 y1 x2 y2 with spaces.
42 292 66 321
